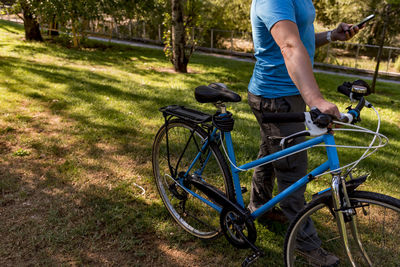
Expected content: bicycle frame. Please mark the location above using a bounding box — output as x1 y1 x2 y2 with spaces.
226 130 339 220
159 83 389 265
181 125 340 220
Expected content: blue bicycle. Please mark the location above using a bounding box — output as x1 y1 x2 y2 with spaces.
152 80 400 266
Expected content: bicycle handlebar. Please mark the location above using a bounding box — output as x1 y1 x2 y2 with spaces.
261 112 305 123
262 80 372 128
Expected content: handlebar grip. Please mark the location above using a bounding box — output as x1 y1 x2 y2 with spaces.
337 82 352 97
262 112 305 123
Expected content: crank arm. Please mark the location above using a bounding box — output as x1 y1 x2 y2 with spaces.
233 224 264 267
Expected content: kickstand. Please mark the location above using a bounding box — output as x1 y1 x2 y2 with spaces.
233 224 264 267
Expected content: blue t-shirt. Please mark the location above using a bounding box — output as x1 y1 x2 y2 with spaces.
248 0 316 98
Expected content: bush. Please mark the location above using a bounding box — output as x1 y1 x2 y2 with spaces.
51 34 73 47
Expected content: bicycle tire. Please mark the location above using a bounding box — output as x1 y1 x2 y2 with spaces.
152 119 235 239
284 191 400 266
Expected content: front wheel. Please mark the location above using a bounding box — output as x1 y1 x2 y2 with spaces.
284 191 400 266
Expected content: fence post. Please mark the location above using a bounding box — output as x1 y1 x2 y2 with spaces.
211 29 214 51
230 30 234 53
355 44 360 68
325 43 331 63
109 20 113 41
387 49 392 73
113 19 119 38
158 24 162 42
128 19 132 39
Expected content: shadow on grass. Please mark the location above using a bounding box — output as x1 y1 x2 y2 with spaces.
1 28 399 266
0 153 201 265
0 52 262 266
2 46 399 187
0 127 259 266
0 19 24 34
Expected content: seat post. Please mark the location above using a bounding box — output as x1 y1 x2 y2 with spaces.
214 101 226 113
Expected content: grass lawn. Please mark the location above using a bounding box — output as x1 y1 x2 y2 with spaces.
1 19 399 266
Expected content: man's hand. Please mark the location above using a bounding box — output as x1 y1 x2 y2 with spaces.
332 22 361 41
310 98 341 119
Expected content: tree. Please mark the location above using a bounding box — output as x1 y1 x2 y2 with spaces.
21 1 42 41
35 0 103 47
371 0 400 92
164 0 221 73
1 0 43 41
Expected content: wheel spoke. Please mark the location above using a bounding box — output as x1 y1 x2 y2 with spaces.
152 121 233 239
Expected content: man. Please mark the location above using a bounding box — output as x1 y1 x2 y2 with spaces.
248 0 361 265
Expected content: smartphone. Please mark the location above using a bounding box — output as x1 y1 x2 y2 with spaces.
345 14 375 34
355 14 375 28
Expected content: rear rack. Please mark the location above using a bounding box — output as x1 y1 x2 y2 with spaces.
160 105 212 124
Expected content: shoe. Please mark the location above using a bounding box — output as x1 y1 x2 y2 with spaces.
257 207 288 224
298 247 340 267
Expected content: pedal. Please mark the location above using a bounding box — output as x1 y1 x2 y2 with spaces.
242 251 263 267
233 223 264 266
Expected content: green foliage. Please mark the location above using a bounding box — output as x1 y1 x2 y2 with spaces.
162 0 217 67
205 0 252 32
50 33 73 47
13 148 31 157
1 0 168 47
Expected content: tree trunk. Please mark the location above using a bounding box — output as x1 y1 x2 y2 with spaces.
49 15 59 37
171 0 188 73
20 2 43 42
371 5 390 93
71 20 79 48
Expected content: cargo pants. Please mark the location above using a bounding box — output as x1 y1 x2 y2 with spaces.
247 91 320 251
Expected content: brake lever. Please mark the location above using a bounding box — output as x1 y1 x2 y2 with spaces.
305 112 329 136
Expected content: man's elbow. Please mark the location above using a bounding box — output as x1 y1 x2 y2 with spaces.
280 40 298 59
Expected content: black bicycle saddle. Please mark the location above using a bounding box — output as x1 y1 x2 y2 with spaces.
195 83 242 103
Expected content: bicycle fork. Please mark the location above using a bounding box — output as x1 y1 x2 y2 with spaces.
331 174 372 267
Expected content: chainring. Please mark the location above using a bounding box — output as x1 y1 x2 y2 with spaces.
220 207 257 249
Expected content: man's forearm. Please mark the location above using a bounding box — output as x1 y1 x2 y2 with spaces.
315 31 331 48
270 19 341 117
316 23 359 48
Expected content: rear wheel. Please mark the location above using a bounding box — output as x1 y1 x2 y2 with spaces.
285 191 400 266
152 119 234 239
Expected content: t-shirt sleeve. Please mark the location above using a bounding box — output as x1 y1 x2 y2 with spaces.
255 0 296 31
